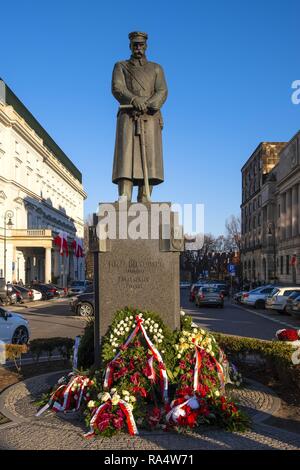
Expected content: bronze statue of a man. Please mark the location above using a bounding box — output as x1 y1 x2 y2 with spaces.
112 32 168 203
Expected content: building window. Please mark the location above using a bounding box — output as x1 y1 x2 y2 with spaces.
286 255 290 275
280 256 283 275
15 141 20 154
258 212 261 226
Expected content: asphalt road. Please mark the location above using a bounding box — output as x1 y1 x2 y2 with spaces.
6 299 86 340
5 291 300 342
180 289 300 340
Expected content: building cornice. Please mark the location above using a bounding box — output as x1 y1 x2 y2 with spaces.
0 103 87 199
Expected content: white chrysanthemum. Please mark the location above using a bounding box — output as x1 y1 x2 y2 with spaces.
111 394 120 406
153 335 158 341
158 339 162 343
214 390 220 397
87 400 96 408
177 353 182 358
122 390 130 396
179 337 185 343
114 328 118 333
161 350 165 353
158 328 162 333
125 327 129 332
130 316 133 320
129 396 136 403
101 392 110 402
111 388 117 393
193 328 198 334
154 323 159 328
112 348 116 352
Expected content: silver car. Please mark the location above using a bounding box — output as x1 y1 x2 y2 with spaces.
67 280 93 297
266 287 300 313
195 286 224 308
241 285 275 309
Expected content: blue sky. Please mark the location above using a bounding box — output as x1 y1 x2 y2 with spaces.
1 0 300 235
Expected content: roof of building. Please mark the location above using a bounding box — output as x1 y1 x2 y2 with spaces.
0 79 82 183
241 142 286 172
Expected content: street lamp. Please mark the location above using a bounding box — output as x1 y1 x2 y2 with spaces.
267 222 276 282
3 210 14 282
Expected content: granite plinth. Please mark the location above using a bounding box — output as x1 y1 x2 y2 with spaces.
91 202 183 336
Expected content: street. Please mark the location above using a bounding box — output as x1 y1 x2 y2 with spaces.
180 289 300 340
6 299 85 340
4 292 300 342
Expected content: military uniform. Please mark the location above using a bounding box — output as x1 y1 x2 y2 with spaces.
112 56 168 189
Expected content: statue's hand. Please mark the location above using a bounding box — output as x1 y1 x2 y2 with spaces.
132 96 148 112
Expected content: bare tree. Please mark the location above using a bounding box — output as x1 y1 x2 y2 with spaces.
225 215 241 251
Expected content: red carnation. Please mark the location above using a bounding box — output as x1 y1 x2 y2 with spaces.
277 329 299 342
130 372 141 385
98 418 110 432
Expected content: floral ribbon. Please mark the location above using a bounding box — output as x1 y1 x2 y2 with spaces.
36 375 92 417
166 396 200 424
104 315 168 402
167 342 226 424
84 397 138 438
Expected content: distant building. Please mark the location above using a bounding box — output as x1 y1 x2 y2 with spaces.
0 79 87 285
241 134 300 285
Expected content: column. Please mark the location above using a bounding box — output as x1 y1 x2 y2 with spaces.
286 189 292 239
45 247 52 284
292 185 298 237
280 193 286 240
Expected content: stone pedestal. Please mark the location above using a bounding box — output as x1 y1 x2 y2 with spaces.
89 202 183 337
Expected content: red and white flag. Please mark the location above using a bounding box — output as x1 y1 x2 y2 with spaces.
71 238 84 258
54 231 69 256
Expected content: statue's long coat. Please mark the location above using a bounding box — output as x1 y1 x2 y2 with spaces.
112 57 168 185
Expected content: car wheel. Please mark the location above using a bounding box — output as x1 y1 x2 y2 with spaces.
255 300 265 309
12 326 29 344
77 302 94 317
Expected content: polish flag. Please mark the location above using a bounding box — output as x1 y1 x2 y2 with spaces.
54 231 69 256
71 238 84 258
291 255 297 266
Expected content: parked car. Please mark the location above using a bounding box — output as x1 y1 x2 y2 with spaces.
0 279 20 305
30 283 56 300
67 280 93 297
286 292 300 316
46 284 67 298
12 285 34 302
70 292 94 317
195 286 224 308
241 285 275 309
213 283 229 297
0 306 30 344
265 287 300 313
290 295 300 319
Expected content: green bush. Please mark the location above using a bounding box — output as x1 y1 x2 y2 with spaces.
77 319 94 369
29 337 74 362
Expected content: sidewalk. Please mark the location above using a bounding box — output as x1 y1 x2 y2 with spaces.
0 371 299 450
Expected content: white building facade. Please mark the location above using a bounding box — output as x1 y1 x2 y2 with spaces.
0 80 87 286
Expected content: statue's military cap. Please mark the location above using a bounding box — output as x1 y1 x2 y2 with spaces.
128 31 148 42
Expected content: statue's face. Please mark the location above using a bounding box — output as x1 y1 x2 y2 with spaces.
130 40 147 59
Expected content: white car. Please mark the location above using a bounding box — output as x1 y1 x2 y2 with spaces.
31 288 43 301
0 307 30 344
265 287 300 313
241 285 275 309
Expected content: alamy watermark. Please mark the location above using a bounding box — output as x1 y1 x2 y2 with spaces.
291 80 300 105
96 201 204 247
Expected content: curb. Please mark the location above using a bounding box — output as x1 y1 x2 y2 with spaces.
0 370 69 425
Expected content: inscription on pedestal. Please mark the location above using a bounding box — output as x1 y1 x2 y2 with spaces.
105 258 162 291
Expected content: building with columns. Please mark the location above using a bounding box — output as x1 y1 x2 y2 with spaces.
0 79 87 285
241 132 300 285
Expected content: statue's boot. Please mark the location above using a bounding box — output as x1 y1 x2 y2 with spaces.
137 184 153 203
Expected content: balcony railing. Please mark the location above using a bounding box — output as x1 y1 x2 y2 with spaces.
11 229 52 237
